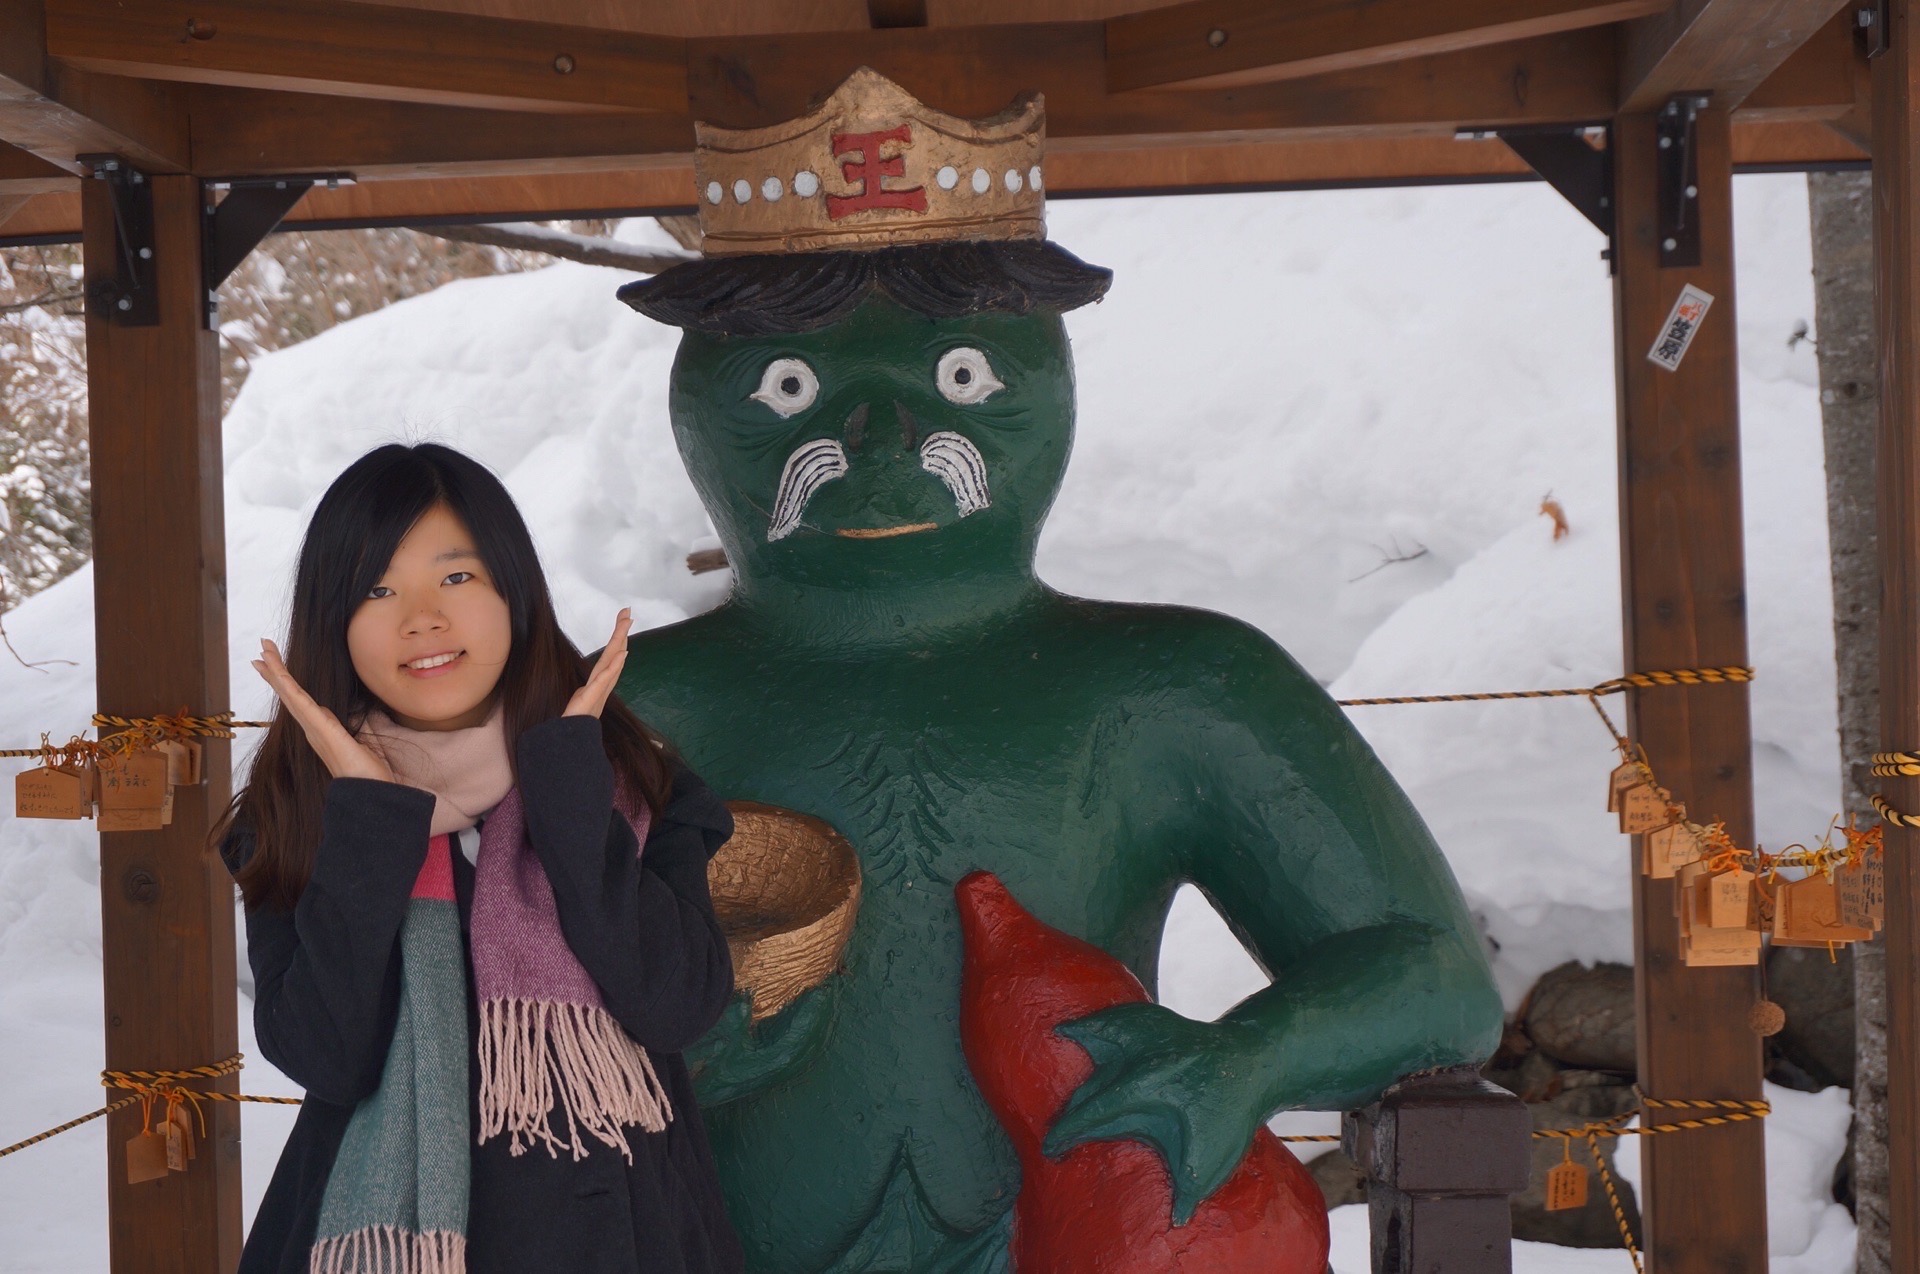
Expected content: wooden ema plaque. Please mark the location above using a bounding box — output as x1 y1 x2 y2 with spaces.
1607 762 1642 813
1645 824 1702 880
1837 857 1886 931
156 739 203 787
15 765 90 819
98 749 171 832
1772 875 1874 948
1618 784 1674 836
1544 1154 1588 1212
1678 866 1760 966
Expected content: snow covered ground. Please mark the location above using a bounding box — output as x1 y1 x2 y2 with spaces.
0 175 1852 1269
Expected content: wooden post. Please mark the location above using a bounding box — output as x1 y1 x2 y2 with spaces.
82 168 241 1272
1343 1069 1531 1273
1611 107 1769 1271
1871 1 1920 1264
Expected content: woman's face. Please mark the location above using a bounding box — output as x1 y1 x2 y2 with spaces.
346 503 512 731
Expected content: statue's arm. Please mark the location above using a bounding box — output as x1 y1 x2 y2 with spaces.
1181 628 1503 1114
1045 619 1501 1221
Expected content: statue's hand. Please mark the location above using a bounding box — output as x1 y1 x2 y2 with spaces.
686 980 839 1107
1042 1002 1270 1226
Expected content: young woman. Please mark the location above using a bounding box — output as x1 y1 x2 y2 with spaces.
218 443 743 1274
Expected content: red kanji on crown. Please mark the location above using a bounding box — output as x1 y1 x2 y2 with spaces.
827 124 928 220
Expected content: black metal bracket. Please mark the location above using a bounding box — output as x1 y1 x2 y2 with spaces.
1656 94 1709 270
202 173 352 325
78 155 159 327
1488 123 1615 274
1859 0 1890 58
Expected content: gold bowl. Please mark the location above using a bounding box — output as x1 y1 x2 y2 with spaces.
708 801 862 1020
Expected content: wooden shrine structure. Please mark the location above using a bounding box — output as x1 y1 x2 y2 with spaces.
0 1 1913 1271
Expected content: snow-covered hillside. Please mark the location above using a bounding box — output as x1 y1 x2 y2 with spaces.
0 177 1851 1270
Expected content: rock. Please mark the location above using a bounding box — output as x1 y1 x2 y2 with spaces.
1486 1046 1565 1104
1510 1085 1643 1250
1524 962 1637 1073
1304 1148 1367 1208
1766 944 1854 1089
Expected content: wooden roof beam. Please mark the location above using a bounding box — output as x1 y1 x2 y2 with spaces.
45 0 687 116
1105 0 1666 93
1619 0 1855 112
0 0 189 174
181 26 1617 179
0 139 77 194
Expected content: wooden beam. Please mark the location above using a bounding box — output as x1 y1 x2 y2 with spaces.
46 0 686 116
81 171 242 1274
1739 7 1869 124
687 25 1615 134
1620 0 1853 112
0 0 190 173
1105 0 1663 93
342 0 873 38
1872 2 1920 1264
181 28 1616 180
1612 106 1770 1272
0 139 75 193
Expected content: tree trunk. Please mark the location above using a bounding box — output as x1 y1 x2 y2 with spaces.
1808 166 1887 1273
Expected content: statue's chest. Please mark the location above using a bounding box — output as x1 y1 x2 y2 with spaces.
652 667 1147 901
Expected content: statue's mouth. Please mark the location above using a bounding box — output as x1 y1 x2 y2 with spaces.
834 522 939 539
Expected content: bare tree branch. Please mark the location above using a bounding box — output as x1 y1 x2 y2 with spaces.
413 223 695 274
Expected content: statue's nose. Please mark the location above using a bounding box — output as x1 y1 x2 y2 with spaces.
895 402 920 450
842 402 870 452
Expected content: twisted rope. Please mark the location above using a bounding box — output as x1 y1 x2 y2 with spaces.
1334 666 1753 707
0 1053 299 1161
0 712 270 759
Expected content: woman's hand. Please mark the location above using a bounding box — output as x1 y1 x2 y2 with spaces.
564 608 632 719
252 638 396 783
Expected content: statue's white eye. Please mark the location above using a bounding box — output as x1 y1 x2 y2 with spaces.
750 358 820 418
936 347 1005 406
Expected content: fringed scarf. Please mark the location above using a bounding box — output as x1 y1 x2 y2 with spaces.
310 705 671 1274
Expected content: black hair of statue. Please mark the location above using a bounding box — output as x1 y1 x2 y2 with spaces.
616 240 1113 336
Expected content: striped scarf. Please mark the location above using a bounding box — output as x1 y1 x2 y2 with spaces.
310 713 670 1274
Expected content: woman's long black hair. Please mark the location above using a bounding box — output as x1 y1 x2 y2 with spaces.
220 443 676 911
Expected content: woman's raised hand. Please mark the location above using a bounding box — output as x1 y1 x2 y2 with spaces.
252 638 396 783
565 608 633 719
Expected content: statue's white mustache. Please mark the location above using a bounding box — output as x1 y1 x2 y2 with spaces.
919 432 992 517
767 438 849 541
762 429 993 542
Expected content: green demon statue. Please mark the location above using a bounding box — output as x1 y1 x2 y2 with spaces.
615 69 1502 1274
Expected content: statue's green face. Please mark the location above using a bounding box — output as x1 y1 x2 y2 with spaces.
667 295 1075 583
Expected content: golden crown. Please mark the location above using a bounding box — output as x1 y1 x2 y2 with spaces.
693 68 1046 257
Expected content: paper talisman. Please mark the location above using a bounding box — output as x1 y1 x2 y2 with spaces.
1646 824 1701 880
15 766 89 819
126 1128 168 1184
1608 762 1641 813
1619 785 1674 836
1544 1150 1589 1212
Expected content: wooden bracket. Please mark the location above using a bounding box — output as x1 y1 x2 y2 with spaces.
1496 124 1615 273
78 155 158 327
1656 94 1710 270
202 174 347 324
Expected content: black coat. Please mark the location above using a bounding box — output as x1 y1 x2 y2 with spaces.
221 716 744 1274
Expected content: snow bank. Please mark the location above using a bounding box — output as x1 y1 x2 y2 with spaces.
0 176 1848 1270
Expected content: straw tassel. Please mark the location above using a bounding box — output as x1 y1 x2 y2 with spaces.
477 997 673 1162
308 1226 466 1274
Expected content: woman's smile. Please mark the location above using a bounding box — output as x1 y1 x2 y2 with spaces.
402 649 466 678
